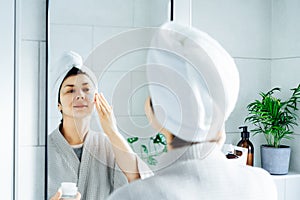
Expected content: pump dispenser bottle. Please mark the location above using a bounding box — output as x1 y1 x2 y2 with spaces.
237 126 254 166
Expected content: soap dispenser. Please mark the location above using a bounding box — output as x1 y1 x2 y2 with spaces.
237 126 254 166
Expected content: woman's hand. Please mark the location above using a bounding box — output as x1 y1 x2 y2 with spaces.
94 93 141 182
94 93 118 136
50 189 81 200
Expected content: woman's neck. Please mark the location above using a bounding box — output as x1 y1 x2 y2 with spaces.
61 116 90 145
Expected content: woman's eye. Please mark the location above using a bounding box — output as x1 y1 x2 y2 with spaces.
83 88 90 92
67 89 75 93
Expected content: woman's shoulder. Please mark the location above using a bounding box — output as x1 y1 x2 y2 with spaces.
48 127 61 141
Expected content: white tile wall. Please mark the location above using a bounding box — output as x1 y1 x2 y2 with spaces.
19 41 40 146
271 58 300 91
21 0 46 40
116 115 156 139
133 0 151 27
97 71 131 116
192 0 271 58
50 0 95 25
130 70 149 116
18 0 46 199
96 49 148 72
130 71 149 116
49 24 93 64
18 146 45 200
93 0 134 27
51 0 135 27
92 26 131 49
272 0 300 58
0 0 15 198
133 0 169 27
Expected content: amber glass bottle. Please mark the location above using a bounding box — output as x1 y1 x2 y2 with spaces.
237 126 254 166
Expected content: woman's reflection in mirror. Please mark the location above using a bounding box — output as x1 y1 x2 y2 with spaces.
48 51 152 200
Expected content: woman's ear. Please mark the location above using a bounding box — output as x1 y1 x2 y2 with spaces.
58 103 62 113
145 96 163 131
144 97 153 122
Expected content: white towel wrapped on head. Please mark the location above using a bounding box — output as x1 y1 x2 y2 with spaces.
146 22 240 143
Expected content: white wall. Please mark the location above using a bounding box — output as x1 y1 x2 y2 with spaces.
17 0 46 199
0 0 15 199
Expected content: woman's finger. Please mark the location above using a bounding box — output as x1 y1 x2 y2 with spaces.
93 92 97 102
98 93 108 114
50 189 62 200
94 93 102 112
97 93 107 112
99 93 112 112
75 192 82 200
95 92 109 116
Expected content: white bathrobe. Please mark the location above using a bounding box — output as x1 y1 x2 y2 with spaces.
107 143 277 200
48 128 152 200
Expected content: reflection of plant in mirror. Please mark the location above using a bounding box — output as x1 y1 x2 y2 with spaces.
127 133 167 166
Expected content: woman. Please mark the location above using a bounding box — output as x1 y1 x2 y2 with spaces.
107 22 277 200
48 51 151 200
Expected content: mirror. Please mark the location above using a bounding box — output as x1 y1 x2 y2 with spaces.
48 0 300 199
48 0 170 199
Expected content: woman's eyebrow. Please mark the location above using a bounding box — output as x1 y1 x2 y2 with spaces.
63 83 90 88
64 84 74 88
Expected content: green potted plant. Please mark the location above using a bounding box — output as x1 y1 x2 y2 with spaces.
245 84 300 174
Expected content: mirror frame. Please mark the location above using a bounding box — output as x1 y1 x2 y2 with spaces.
44 1 173 199
45 0 49 199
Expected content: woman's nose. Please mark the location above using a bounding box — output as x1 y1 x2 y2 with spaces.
76 95 84 100
75 90 85 100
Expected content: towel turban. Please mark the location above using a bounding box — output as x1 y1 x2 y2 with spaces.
146 22 239 142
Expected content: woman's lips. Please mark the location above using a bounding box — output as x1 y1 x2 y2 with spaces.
73 105 88 108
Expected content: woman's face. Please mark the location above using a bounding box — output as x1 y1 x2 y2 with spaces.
58 74 95 119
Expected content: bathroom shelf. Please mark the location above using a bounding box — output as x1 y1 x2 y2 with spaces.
272 171 300 180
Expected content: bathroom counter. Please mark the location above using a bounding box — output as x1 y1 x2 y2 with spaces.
272 171 300 200
272 171 300 179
